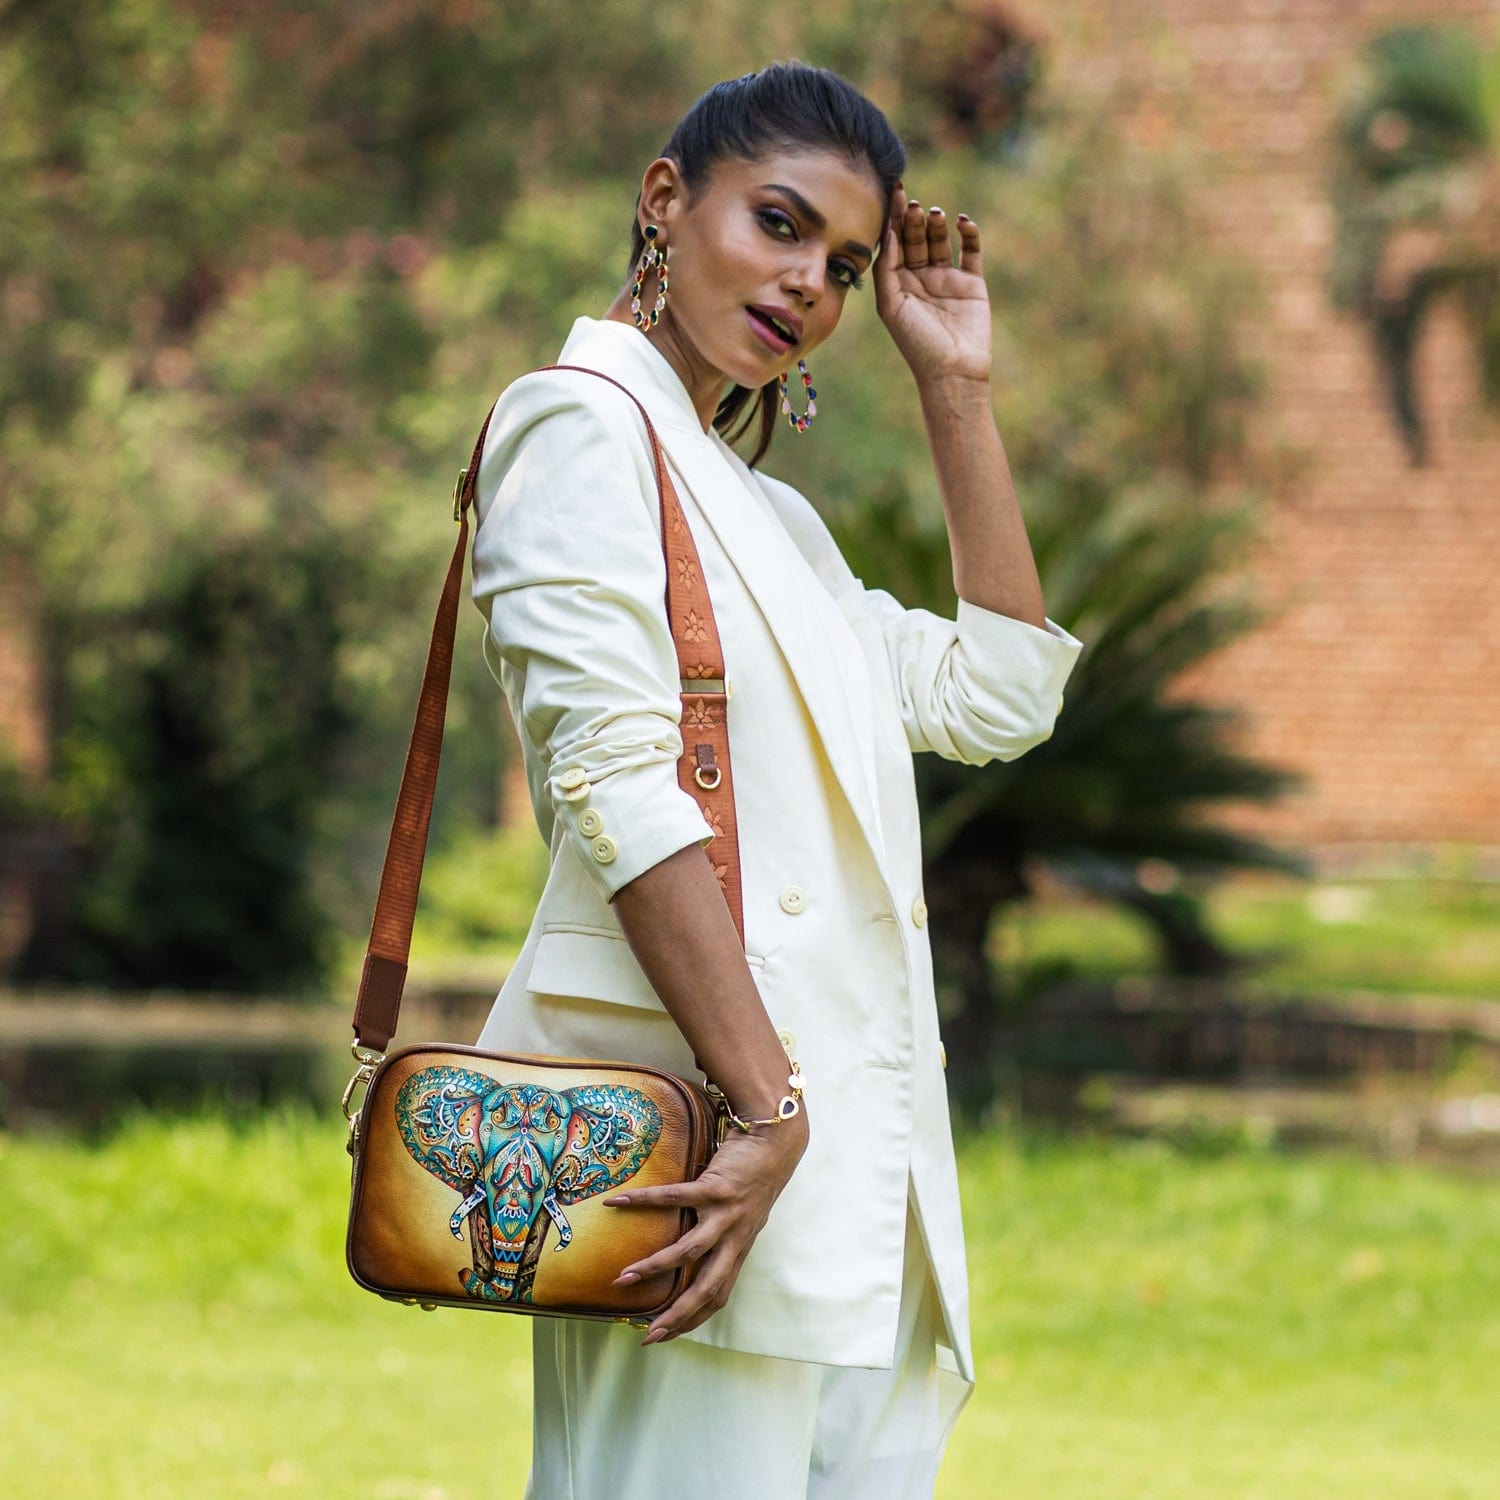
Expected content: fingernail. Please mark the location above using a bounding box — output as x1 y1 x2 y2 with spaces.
642 1329 666 1345
605 1195 629 1206
613 1270 640 1285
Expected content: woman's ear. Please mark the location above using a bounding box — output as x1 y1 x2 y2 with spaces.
638 157 684 232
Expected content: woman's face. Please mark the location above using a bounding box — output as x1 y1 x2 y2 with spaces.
638 149 890 402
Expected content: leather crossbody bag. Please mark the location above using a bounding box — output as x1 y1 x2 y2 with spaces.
344 366 751 1326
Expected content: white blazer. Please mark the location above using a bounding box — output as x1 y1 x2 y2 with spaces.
468 314 1083 1391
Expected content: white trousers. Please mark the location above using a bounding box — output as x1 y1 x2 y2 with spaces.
522 1183 971 1500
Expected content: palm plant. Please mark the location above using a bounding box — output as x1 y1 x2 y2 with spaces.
1328 23 1500 465
829 477 1306 1110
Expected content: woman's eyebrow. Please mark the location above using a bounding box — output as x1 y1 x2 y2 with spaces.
758 183 875 261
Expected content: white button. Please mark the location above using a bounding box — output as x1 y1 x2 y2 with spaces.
559 767 588 789
911 898 928 927
561 781 591 802
939 1042 948 1070
590 835 618 864
779 885 808 914
1055 694 1064 713
777 1028 797 1056
578 808 604 837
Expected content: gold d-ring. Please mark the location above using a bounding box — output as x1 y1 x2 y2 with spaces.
341 1041 385 1155
694 766 722 790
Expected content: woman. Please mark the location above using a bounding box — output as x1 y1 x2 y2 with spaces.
469 61 1082 1499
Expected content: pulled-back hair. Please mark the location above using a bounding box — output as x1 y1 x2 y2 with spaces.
626 61 906 469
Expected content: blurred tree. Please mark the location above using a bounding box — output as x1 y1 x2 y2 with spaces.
14 532 351 989
1327 23 1500 465
0 0 751 986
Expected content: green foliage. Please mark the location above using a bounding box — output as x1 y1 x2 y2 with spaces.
997 873 1500 1003
1334 24 1491 187
64 545 343 990
1326 23 1500 463
0 739 41 823
406 819 552 974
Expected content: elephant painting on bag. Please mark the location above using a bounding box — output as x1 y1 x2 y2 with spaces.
395 1066 663 1302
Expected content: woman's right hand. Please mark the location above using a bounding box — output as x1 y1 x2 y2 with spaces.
603 840 812 1344
602 1105 810 1345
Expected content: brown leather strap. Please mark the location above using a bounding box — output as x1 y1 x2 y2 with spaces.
352 364 744 1051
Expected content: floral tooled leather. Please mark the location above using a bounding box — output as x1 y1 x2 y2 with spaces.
697 801 726 841
682 699 721 730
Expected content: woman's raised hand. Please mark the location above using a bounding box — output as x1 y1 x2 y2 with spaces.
872 180 993 390
602 1107 810 1345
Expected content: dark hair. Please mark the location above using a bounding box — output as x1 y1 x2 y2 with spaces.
625 61 906 469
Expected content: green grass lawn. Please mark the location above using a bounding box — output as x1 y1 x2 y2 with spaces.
4 1109 1496 1498
997 872 1500 1003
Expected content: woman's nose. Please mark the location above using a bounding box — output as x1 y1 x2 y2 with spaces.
782 255 823 307
780 274 816 308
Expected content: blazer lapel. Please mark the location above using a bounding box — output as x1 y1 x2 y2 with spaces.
709 434 888 862
552 316 890 872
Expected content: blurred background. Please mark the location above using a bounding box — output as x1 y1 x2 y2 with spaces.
2 1 1498 1496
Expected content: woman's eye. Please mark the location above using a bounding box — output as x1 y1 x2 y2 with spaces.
756 207 865 290
757 206 795 238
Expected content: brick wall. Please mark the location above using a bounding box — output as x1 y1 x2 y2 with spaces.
1043 0 1500 862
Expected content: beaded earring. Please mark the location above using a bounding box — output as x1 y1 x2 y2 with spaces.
778 358 817 432
630 223 670 330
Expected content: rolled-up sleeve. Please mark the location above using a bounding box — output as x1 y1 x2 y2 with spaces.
849 586 1083 763
750 467 1084 766
469 373 715 899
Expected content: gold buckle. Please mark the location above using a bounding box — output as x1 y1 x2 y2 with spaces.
703 1079 731 1148
341 1040 386 1155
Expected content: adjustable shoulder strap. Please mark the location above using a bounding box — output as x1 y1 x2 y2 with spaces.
352 364 744 1053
